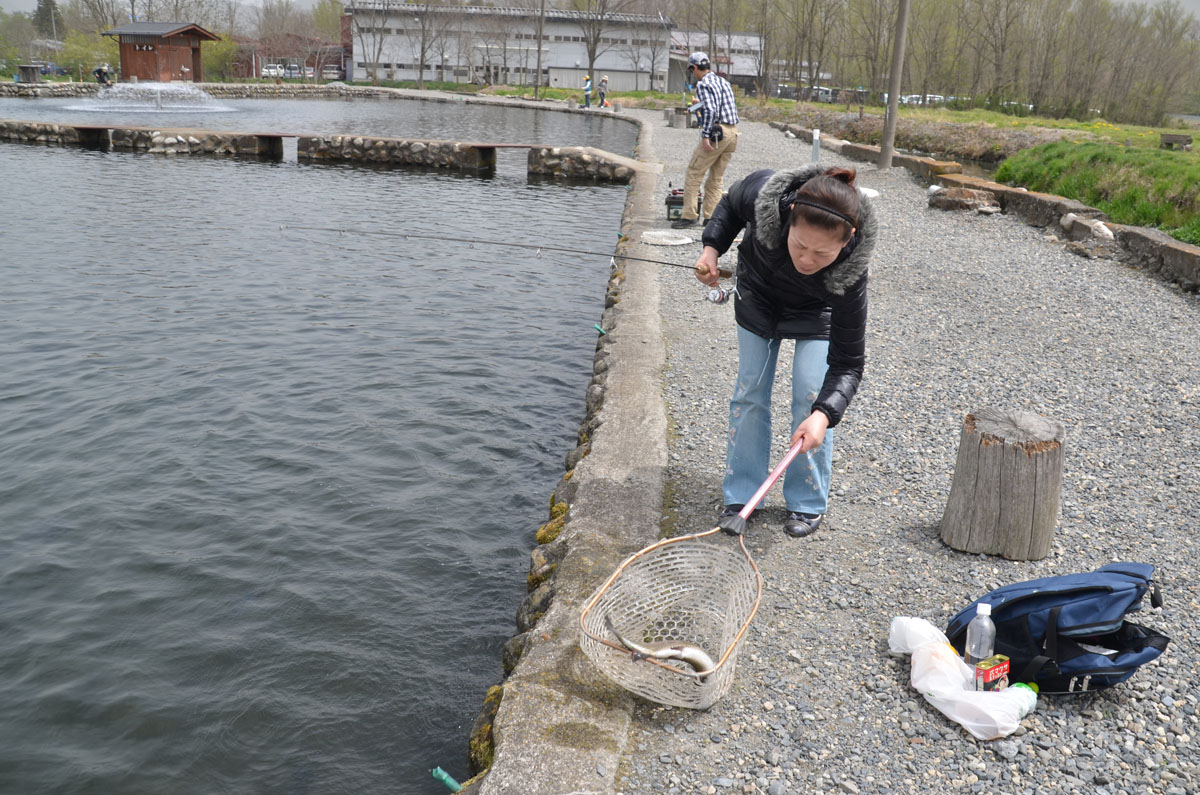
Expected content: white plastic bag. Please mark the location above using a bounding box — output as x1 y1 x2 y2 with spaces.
890 616 1037 741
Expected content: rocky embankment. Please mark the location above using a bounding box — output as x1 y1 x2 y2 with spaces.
741 104 1077 163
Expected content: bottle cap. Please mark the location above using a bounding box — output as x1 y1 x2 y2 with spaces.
976 602 991 617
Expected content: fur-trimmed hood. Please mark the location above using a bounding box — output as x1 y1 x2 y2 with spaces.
751 164 878 296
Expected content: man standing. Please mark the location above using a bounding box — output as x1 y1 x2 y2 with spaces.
672 52 739 229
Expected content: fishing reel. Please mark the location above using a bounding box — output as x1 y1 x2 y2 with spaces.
706 287 732 304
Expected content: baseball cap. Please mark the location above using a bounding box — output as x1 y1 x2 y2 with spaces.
688 52 710 69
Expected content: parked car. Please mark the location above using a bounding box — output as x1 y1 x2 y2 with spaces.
304 66 314 78
284 65 301 78
321 65 344 80
262 64 284 77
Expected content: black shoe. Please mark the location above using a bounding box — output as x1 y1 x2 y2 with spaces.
671 217 698 229
783 511 823 537
721 504 745 519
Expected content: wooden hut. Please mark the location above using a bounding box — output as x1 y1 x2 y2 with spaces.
102 22 221 83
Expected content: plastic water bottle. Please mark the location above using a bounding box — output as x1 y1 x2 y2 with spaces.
964 602 996 667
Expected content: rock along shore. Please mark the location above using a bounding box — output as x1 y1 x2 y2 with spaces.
471 105 1199 795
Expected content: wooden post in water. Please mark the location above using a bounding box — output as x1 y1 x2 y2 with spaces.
940 409 1066 561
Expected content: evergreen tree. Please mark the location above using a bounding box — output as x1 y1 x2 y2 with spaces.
33 0 64 40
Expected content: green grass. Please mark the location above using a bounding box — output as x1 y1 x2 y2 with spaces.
996 141 1200 243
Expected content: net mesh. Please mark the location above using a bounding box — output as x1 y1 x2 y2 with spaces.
579 529 761 709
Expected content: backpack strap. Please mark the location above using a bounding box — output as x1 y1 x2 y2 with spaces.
1151 581 1163 609
1019 605 1062 683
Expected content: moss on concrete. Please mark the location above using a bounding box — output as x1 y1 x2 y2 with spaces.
537 516 565 545
469 685 503 774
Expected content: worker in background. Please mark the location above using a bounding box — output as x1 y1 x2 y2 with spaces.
93 63 113 87
672 53 739 229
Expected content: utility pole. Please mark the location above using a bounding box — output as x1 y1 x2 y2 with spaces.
533 0 545 99
879 0 910 169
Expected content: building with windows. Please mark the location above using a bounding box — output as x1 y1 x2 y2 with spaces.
344 3 673 92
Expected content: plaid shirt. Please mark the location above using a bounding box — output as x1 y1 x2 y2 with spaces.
696 71 739 138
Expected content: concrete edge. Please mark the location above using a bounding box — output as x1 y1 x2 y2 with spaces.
465 112 669 795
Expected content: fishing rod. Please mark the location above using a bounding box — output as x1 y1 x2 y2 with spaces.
280 224 733 279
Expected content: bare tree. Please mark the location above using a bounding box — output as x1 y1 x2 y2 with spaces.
72 0 124 31
844 0 898 100
145 0 221 28
477 10 520 84
1134 0 1198 123
405 2 448 88
348 0 394 84
566 0 637 91
1023 0 1070 112
1101 1 1151 120
746 0 778 99
621 13 670 90
969 0 1026 99
432 8 462 83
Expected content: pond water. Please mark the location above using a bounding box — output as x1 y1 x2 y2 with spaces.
0 92 639 162
0 98 631 794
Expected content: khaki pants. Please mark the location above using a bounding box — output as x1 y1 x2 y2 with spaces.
681 124 739 221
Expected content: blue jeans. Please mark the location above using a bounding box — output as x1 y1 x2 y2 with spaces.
723 325 833 515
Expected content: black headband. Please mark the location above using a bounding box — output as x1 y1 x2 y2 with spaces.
789 197 857 228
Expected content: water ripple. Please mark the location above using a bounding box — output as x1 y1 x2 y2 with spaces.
0 128 625 793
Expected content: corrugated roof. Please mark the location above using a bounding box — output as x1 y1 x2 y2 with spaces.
102 22 221 40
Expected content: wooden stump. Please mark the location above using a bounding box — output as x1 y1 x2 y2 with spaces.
940 409 1066 560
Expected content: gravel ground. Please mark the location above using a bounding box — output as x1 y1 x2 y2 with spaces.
612 108 1200 795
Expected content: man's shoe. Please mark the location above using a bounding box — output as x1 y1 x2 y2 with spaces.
783 511 823 537
721 504 745 519
671 217 698 228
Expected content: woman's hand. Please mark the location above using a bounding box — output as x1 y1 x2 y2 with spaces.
693 245 721 287
790 410 830 453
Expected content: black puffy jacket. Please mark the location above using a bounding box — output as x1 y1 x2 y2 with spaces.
701 165 878 427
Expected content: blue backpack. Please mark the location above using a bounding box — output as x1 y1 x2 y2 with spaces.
946 563 1168 694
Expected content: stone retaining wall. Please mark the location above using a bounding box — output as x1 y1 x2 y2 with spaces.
527 145 639 183
0 119 81 144
0 119 277 156
0 118 647 181
0 81 99 98
298 134 496 170
110 128 270 155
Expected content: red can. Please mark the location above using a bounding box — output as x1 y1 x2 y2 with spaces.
974 654 1010 692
